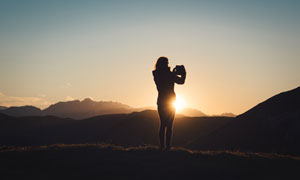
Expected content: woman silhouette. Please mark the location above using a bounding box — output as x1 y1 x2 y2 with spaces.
152 57 186 151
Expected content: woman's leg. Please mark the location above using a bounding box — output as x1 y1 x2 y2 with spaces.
158 106 167 150
159 121 166 149
166 109 175 150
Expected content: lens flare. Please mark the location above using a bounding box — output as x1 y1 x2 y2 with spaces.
173 95 187 111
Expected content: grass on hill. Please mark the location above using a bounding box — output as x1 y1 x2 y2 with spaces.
1 144 300 180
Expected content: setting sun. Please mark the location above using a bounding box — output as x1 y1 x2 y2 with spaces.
173 95 187 112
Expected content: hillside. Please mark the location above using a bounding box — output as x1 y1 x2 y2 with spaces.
0 110 232 147
0 105 42 116
191 86 300 155
1 144 299 180
1 86 300 156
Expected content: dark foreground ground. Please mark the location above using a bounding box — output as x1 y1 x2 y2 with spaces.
1 144 300 180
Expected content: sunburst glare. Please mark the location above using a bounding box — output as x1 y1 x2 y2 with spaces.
173 95 187 112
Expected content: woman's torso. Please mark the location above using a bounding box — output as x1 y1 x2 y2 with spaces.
153 70 176 106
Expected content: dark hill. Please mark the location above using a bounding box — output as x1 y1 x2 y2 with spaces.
1 144 299 180
0 113 12 120
0 106 42 117
0 110 232 147
191 86 300 155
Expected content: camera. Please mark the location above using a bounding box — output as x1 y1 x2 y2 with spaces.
173 65 186 75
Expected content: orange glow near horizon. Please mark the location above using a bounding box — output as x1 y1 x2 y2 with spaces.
0 1 300 115
173 95 187 112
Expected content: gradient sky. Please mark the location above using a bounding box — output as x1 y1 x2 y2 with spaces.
0 0 300 115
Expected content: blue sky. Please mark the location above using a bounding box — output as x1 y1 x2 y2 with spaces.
0 0 300 114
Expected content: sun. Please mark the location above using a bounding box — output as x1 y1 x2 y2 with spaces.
173 95 187 112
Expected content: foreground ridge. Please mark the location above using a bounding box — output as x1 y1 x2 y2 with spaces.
1 143 300 160
1 143 300 180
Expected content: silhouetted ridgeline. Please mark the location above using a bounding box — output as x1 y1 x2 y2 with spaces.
0 106 42 116
1 144 299 180
0 86 299 155
179 107 206 117
0 106 7 110
190 86 300 155
0 98 135 119
0 98 209 118
0 110 232 147
43 98 135 119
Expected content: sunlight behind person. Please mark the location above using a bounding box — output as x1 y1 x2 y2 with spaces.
173 95 187 112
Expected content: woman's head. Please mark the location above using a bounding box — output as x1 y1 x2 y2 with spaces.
155 56 169 71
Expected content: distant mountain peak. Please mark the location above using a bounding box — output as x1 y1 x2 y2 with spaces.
42 98 135 119
220 113 236 117
7 105 41 110
178 108 206 117
82 98 93 102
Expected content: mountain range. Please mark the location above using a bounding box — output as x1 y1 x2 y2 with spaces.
0 86 299 155
0 98 135 119
0 98 213 118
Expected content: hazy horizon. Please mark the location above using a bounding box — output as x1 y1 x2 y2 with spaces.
1 0 300 115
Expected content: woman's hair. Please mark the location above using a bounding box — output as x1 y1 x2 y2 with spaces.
154 56 169 70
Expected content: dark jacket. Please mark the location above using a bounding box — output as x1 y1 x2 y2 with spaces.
152 67 186 106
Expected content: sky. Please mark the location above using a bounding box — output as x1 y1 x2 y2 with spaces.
0 0 300 115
